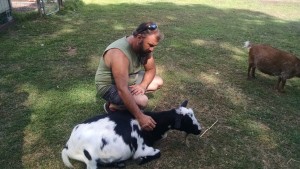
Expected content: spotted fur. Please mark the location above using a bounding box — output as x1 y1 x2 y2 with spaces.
61 100 201 169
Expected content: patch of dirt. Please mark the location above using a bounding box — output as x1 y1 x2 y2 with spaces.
11 0 37 12
66 46 77 56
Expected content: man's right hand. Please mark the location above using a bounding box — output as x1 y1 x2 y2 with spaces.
137 114 156 131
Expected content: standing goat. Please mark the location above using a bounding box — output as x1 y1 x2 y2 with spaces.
244 41 300 92
61 100 201 169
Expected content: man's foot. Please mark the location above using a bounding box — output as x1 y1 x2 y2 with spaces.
103 102 115 114
103 102 127 113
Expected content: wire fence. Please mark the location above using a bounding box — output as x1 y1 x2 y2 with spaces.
11 0 61 15
0 0 61 31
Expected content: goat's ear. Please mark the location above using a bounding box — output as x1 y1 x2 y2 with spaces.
180 100 188 107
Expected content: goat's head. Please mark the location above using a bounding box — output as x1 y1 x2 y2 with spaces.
174 100 202 135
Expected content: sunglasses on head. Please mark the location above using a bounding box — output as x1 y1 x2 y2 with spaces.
137 23 158 33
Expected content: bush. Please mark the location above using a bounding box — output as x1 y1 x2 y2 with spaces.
63 0 84 11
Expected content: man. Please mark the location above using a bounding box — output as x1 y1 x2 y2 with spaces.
95 22 164 131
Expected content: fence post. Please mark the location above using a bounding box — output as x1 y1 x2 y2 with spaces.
36 0 43 16
58 0 63 8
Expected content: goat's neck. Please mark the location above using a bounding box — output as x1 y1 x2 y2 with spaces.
145 109 177 132
142 110 180 145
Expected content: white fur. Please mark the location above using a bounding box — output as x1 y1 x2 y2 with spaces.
176 107 201 130
62 105 201 169
62 118 159 169
244 41 251 48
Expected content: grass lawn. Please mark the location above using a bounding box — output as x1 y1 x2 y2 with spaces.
1 0 300 168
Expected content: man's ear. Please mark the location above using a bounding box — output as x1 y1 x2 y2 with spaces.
138 34 145 40
137 35 144 43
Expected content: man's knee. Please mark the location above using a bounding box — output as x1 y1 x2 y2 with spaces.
148 76 163 91
154 76 163 89
134 95 148 109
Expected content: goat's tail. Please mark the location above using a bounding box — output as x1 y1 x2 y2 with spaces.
243 40 252 48
62 147 74 168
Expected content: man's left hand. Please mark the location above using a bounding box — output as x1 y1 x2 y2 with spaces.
129 85 146 95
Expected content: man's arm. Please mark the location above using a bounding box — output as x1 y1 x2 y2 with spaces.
104 49 156 131
130 55 156 96
139 55 156 90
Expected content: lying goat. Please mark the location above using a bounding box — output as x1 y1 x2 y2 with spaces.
244 41 300 92
61 100 201 169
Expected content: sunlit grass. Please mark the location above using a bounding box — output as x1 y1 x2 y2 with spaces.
84 0 300 20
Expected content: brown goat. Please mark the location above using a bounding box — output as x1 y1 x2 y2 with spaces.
244 41 300 92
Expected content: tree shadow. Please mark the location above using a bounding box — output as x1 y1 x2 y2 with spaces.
0 87 29 169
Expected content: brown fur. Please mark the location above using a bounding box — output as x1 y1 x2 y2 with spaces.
245 41 300 92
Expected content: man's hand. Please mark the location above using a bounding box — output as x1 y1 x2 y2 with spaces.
129 84 146 95
137 114 156 131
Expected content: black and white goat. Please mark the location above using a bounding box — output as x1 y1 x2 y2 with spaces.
61 100 201 169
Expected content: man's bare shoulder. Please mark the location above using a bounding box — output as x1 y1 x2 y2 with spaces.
105 48 126 57
104 48 128 60
104 48 129 67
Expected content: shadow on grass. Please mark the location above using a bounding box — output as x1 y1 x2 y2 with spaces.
0 88 29 169
0 1 299 168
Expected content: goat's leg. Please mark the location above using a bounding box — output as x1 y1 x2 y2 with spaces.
278 78 286 93
83 149 98 169
248 64 252 80
251 66 256 78
86 161 98 169
133 145 160 165
275 77 281 91
247 65 252 79
96 160 126 168
247 63 256 79
135 151 161 165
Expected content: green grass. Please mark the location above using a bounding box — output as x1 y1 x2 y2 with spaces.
1 0 300 168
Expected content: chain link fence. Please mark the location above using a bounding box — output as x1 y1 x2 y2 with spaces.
11 0 61 15
1 0 62 31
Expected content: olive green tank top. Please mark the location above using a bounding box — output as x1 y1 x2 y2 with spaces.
95 36 142 97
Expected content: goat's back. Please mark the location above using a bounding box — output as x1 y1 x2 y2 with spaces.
64 112 138 165
249 44 300 76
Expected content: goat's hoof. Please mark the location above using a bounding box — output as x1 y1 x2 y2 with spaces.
135 152 161 165
274 87 285 93
114 162 126 168
135 157 143 165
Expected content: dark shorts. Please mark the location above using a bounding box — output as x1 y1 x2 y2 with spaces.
102 71 144 105
102 85 124 105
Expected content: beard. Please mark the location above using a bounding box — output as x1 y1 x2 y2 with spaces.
137 41 151 64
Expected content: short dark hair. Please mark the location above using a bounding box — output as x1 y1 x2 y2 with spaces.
132 22 164 41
